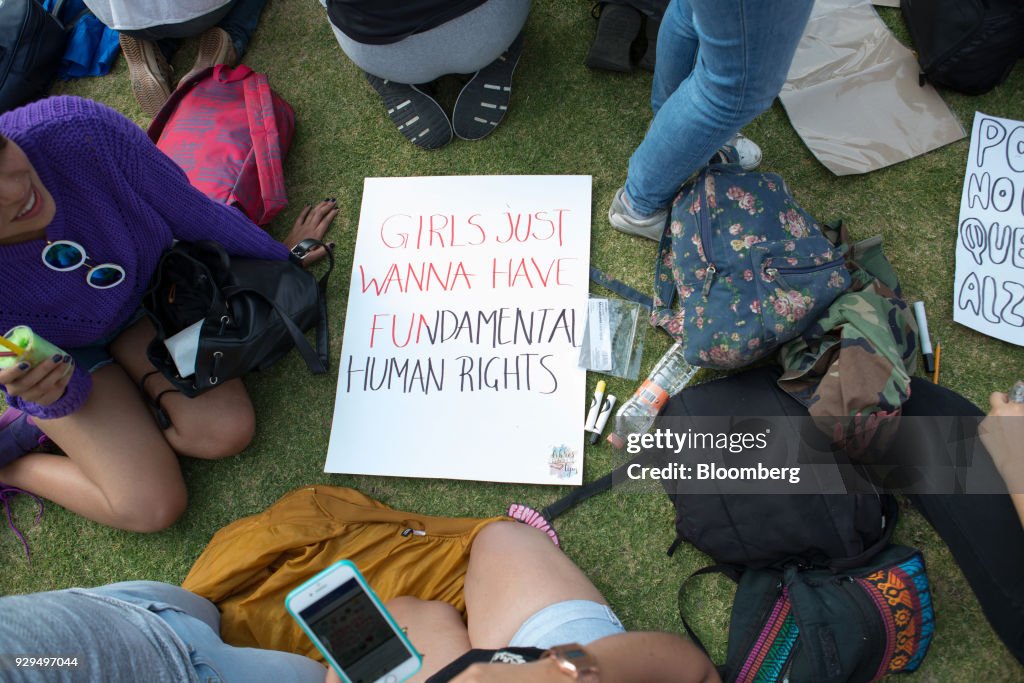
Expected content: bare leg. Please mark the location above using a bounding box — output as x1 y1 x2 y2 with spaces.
0 363 187 531
464 521 607 649
110 317 255 459
0 316 257 531
386 596 471 683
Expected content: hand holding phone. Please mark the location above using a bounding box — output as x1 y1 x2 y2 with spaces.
287 560 422 683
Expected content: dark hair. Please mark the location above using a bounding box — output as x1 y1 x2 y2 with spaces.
0 135 7 150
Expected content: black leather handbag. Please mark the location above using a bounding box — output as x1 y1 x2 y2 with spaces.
0 0 68 112
143 240 332 397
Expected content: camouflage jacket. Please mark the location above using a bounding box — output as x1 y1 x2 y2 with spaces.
777 233 919 449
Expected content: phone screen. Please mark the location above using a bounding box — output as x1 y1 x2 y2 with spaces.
299 578 412 682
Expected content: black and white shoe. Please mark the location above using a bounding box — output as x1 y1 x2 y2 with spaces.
365 73 453 150
452 32 524 141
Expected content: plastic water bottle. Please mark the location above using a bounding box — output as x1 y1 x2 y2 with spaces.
607 342 699 449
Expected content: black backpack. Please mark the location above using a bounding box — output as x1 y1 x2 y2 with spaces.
901 0 1024 94
539 368 928 682
544 367 897 572
0 0 68 113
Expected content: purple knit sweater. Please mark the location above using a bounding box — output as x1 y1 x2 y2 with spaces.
0 96 289 418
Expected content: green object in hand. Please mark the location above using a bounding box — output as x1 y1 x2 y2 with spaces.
0 326 67 370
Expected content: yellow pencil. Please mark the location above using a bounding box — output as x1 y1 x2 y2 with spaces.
931 342 942 385
0 335 22 356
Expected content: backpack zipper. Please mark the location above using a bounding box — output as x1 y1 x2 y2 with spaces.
764 255 844 290
698 171 717 298
702 263 717 298
838 575 890 679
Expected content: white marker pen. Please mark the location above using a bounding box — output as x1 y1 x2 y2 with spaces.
588 395 617 445
585 380 606 432
913 301 934 373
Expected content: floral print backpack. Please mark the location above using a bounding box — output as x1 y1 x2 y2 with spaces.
653 158 850 369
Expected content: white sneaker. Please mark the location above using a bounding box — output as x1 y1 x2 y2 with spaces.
608 187 668 241
725 132 763 171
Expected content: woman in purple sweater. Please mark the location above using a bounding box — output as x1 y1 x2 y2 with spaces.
0 96 337 532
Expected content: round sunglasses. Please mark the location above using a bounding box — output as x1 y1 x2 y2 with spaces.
41 240 125 289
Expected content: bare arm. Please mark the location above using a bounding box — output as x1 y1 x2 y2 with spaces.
979 391 1024 529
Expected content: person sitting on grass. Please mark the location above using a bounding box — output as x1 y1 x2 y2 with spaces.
0 522 718 683
323 0 530 150
0 95 337 534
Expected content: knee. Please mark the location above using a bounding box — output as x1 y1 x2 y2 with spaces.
168 401 255 460
110 487 187 533
694 69 781 129
387 596 429 614
473 520 544 553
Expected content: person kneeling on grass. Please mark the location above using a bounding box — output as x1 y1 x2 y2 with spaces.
323 0 530 150
0 523 718 683
0 95 337 534
84 0 270 117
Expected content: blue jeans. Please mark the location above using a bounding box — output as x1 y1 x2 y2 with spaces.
623 0 814 215
91 581 326 682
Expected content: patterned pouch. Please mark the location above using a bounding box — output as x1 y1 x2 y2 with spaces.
721 545 934 683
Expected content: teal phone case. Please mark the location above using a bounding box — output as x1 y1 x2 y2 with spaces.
285 559 422 683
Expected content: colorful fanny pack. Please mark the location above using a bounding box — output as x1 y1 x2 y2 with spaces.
681 544 935 683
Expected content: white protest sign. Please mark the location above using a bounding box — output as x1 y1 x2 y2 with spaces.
954 113 1024 346
326 176 591 485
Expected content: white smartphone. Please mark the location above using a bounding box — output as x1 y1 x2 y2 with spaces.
286 560 422 683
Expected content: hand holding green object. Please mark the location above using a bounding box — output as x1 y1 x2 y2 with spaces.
0 327 73 407
0 326 67 370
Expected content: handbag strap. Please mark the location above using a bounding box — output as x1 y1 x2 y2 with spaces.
312 243 335 371
242 71 288 223
222 284 328 373
589 266 654 309
147 67 215 140
677 564 744 658
541 451 653 521
218 241 333 373
46 0 65 18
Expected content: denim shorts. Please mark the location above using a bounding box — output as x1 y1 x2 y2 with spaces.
66 308 147 373
508 599 626 649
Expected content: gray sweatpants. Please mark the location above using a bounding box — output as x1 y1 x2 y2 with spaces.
327 0 531 83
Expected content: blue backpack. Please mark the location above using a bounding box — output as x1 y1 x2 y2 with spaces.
653 159 850 369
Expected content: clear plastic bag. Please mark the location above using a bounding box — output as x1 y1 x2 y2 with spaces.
578 297 648 380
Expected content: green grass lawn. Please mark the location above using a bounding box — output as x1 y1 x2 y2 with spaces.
2 1 1023 680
